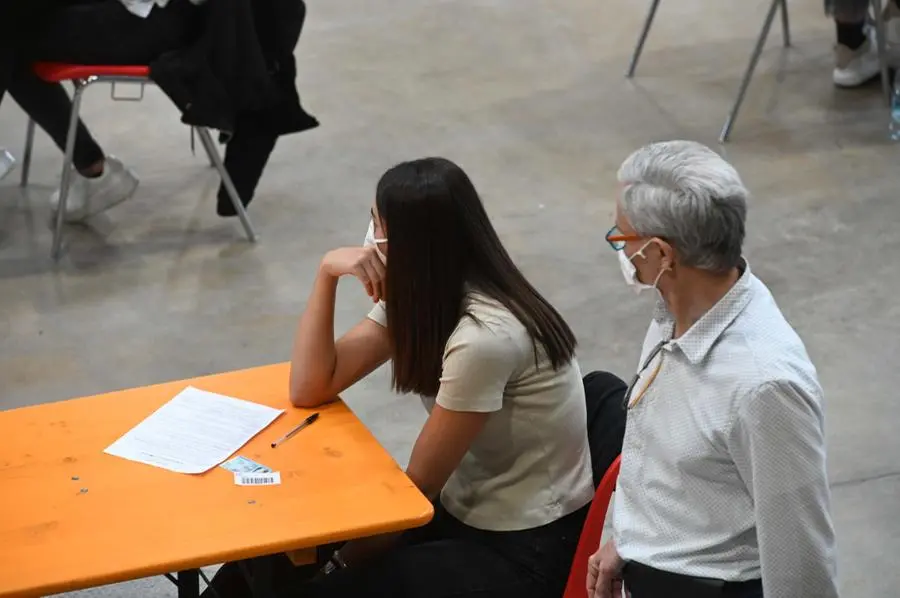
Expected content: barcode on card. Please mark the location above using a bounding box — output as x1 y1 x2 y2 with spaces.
234 472 281 486
245 476 275 485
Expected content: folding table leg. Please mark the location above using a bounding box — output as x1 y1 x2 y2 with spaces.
718 0 782 143
871 0 892 103
195 127 257 243
779 0 791 47
626 0 662 78
52 81 87 261
177 569 200 598
21 118 35 187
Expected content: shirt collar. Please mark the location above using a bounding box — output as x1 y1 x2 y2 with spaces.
653 259 754 365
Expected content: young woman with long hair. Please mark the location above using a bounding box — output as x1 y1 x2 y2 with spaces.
206 157 598 598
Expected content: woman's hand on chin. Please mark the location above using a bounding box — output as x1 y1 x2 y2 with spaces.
322 247 386 302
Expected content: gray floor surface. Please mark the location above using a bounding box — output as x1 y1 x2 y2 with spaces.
1 0 898 595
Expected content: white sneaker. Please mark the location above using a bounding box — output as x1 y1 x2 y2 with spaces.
50 156 139 222
0 148 15 181
833 35 881 87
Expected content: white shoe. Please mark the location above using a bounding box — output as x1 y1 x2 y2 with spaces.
50 156 139 222
833 35 881 87
0 148 15 181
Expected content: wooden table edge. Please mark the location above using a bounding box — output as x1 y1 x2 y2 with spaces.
2 504 434 598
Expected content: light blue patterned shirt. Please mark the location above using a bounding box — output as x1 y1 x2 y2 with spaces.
613 261 839 598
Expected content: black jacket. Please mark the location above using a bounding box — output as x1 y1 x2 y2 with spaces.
150 0 318 213
0 0 55 97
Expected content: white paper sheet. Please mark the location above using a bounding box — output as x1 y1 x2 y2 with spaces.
105 386 283 474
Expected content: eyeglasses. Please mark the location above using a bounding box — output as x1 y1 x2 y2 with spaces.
606 225 643 251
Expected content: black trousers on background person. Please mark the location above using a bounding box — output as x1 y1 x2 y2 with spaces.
0 0 197 171
201 371 627 598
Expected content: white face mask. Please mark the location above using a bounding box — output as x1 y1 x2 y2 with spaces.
618 240 666 294
363 220 388 263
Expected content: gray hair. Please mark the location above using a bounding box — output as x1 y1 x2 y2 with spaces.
617 140 748 274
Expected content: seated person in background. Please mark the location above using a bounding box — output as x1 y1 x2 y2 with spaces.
205 157 615 598
0 0 201 221
828 0 900 87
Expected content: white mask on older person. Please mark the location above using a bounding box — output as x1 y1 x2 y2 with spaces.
618 240 666 294
363 220 388 264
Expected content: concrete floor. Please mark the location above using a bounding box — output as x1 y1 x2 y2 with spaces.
1 0 899 595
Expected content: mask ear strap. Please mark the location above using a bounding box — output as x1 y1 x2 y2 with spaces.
640 238 671 288
651 266 670 289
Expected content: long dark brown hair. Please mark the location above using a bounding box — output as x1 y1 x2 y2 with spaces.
376 157 577 397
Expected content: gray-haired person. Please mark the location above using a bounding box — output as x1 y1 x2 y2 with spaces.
587 141 839 598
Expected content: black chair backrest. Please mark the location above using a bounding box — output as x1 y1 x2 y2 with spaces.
583 371 627 488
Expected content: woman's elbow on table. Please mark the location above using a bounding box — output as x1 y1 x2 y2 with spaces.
288 387 334 409
288 371 333 408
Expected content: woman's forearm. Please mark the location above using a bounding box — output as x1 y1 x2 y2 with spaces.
289 265 340 406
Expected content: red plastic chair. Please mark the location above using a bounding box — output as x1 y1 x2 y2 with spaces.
19 62 256 260
563 455 621 598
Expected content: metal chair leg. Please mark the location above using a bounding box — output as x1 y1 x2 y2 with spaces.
191 126 216 167
719 0 782 143
51 81 87 261
626 0 662 78
206 133 216 169
780 0 791 47
21 118 35 187
871 0 892 103
195 127 257 243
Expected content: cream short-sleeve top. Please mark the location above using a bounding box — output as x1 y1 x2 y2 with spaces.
368 291 594 532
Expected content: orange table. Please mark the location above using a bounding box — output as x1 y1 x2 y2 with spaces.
0 363 433 598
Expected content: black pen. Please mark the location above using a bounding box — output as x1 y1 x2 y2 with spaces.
271 412 319 448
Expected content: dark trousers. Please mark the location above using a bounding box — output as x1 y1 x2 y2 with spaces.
623 561 763 598
0 0 197 171
203 502 589 598
582 370 627 486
